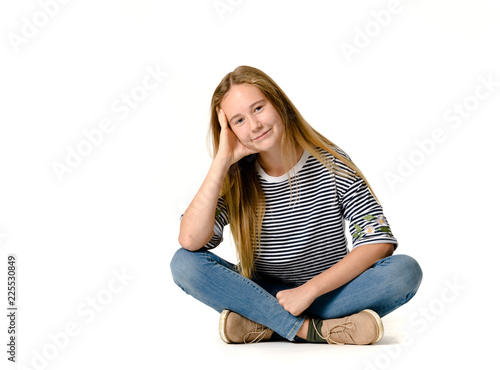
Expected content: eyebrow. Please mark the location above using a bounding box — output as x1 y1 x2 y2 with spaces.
229 99 266 123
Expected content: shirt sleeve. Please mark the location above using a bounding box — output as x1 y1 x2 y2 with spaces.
179 196 229 250
332 149 399 250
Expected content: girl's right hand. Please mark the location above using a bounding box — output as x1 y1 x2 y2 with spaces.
216 108 258 166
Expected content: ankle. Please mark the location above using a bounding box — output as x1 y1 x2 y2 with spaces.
296 317 310 340
306 317 328 343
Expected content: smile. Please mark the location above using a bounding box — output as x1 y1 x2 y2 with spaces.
253 129 271 141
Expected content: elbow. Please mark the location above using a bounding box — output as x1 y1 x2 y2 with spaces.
178 227 214 252
178 234 200 252
178 231 213 252
359 243 394 264
380 243 395 258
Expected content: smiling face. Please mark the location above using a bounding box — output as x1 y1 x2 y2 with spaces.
220 84 284 154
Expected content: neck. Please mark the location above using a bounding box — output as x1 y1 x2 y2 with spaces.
257 143 304 177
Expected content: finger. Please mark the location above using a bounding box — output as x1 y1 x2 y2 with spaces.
217 108 228 129
276 291 282 300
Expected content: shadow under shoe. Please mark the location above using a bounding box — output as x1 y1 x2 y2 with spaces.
219 310 274 344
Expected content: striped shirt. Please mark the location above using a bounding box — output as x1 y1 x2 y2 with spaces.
204 146 398 286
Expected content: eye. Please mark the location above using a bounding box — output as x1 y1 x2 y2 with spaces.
235 117 244 125
254 106 263 113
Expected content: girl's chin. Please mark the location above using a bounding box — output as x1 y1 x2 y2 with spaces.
249 145 278 155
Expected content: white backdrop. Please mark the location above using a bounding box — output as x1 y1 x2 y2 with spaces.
1 1 499 369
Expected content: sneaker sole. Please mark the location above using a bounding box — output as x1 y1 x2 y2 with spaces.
361 309 384 344
219 309 232 344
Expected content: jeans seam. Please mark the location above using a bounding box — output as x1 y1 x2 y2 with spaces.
286 316 305 341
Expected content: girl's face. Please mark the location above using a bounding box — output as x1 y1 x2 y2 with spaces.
220 84 284 153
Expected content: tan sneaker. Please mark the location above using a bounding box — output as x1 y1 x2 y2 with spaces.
219 310 274 344
313 309 384 345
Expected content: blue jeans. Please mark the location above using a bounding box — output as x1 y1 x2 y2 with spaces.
170 248 422 341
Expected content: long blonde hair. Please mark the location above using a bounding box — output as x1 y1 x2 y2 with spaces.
208 65 378 279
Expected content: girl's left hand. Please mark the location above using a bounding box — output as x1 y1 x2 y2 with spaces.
276 285 317 316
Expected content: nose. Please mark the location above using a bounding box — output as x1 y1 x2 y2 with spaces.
249 117 263 132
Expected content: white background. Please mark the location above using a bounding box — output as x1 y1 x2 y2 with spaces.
1 1 499 369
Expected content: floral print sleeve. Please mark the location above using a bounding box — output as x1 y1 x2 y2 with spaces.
352 214 394 243
332 149 398 250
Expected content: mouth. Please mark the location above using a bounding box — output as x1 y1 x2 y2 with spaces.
253 129 271 141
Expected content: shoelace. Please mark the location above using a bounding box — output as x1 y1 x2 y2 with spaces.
312 319 355 345
243 323 272 344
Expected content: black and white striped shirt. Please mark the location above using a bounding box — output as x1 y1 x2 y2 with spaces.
205 147 398 286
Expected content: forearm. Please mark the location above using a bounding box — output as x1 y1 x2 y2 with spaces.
178 157 230 251
304 243 394 299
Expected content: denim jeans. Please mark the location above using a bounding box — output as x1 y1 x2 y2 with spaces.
170 248 422 341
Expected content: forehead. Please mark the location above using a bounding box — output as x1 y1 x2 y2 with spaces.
221 84 266 112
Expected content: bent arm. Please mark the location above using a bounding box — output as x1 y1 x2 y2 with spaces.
178 157 230 251
305 243 394 298
179 108 260 251
276 243 394 316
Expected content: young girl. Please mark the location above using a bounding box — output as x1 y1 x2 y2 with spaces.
170 66 422 344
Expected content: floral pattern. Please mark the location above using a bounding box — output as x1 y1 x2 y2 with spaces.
353 214 393 240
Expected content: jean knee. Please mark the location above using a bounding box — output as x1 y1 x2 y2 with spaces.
170 247 201 290
394 254 423 296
